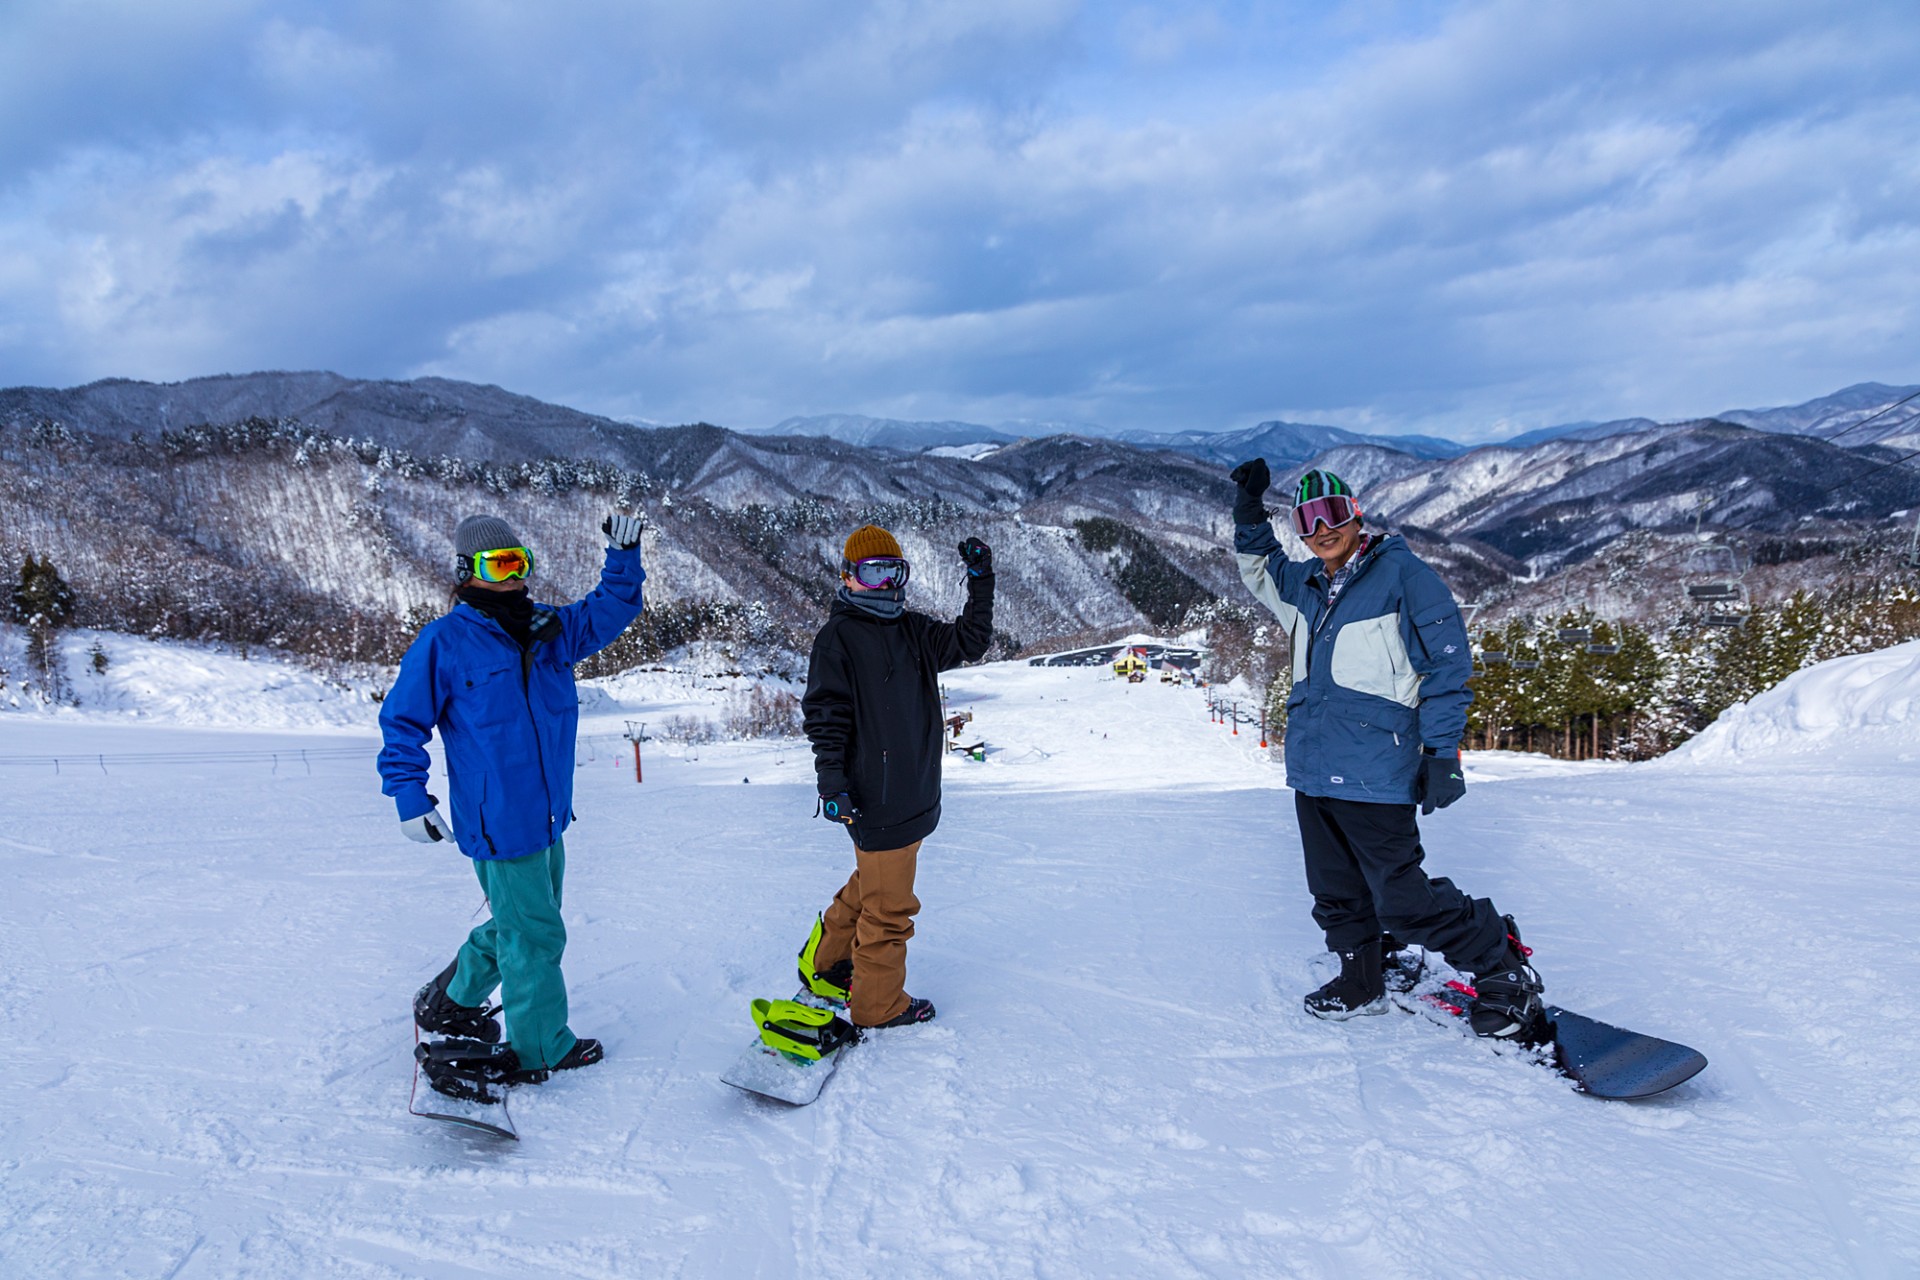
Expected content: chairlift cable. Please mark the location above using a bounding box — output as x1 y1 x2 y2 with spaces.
1632 436 1920 575
1814 387 1920 447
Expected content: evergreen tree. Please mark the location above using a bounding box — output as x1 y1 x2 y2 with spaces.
12 555 75 702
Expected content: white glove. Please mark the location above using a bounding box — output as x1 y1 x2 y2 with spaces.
602 513 646 550
402 807 454 843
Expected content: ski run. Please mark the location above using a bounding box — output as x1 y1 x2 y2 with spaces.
3 631 1918 1278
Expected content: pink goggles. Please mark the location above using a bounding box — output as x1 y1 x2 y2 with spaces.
1290 493 1360 537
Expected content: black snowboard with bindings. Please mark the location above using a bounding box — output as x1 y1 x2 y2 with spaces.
1378 940 1707 1100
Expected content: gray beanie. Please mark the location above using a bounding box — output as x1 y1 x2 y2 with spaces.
454 514 523 559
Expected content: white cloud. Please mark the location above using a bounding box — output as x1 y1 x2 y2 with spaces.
1 0 1917 437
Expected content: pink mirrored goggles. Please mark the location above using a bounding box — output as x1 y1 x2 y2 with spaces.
1290 494 1361 536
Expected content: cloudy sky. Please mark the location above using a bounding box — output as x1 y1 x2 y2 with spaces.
2 1 1916 440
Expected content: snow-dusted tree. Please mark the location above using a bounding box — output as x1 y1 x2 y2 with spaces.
12 554 75 702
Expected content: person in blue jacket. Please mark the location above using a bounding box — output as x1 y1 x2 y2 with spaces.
379 510 646 1081
1231 462 1547 1040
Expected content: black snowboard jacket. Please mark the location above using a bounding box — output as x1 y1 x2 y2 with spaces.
803 573 995 850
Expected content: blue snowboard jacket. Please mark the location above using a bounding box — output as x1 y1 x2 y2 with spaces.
1235 522 1472 804
377 546 646 860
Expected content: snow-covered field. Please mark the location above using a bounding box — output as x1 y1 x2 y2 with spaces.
3 637 1918 1277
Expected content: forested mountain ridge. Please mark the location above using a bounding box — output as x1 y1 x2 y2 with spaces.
2 374 1916 679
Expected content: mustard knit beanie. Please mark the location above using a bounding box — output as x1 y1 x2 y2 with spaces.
842 525 903 563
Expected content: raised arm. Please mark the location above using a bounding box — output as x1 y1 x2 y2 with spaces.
551 516 647 664
1230 459 1313 622
920 537 995 672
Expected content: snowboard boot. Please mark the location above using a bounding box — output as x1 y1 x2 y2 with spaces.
510 1037 604 1086
1468 916 1549 1043
1381 932 1426 993
414 960 502 1043
865 996 936 1029
797 914 852 1007
1304 937 1387 1019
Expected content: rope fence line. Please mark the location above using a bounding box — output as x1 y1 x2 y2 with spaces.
0 734 653 775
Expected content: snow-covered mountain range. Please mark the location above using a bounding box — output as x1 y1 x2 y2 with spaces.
751 383 1920 461
2 372 1916 661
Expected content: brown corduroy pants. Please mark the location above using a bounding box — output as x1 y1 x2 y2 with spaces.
814 840 922 1027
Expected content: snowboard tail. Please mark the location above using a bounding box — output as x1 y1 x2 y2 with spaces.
1392 968 1706 1100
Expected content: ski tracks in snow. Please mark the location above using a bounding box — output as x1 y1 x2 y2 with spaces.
6 670 1920 1276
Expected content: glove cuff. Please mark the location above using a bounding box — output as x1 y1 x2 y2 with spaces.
1423 745 1460 758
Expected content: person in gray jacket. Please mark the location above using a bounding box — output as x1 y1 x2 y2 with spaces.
1232 460 1546 1040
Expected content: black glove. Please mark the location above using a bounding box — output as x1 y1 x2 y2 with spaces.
958 537 993 577
1417 753 1466 815
818 792 858 826
1230 458 1271 526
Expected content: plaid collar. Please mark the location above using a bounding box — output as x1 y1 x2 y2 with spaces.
1322 534 1377 600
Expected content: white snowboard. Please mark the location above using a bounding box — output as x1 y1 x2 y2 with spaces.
721 988 852 1105
721 1038 849 1105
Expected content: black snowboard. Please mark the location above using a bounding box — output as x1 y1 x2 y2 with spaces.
1393 977 1706 1100
1542 1005 1707 1100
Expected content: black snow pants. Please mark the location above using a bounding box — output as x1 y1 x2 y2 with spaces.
1295 791 1508 976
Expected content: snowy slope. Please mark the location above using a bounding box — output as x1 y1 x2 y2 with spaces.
3 644 1918 1276
18 630 383 729
1670 638 1920 765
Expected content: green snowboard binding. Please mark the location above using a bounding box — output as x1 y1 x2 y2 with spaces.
751 998 859 1063
796 914 852 1008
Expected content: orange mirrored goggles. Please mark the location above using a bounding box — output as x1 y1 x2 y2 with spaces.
464 546 535 582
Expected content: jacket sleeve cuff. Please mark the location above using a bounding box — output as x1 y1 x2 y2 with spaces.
394 790 434 822
1422 745 1460 758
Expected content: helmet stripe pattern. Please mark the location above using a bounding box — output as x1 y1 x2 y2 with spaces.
1295 469 1352 505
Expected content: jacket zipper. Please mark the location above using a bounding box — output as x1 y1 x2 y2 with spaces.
1305 540 1380 672
520 638 556 847
881 750 889 806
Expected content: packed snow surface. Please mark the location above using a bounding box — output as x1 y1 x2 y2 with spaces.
1673 637 1920 764
3 638 1919 1277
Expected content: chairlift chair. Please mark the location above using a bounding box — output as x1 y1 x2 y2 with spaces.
1586 642 1620 656
1684 541 1750 624
1479 650 1509 666
1556 627 1592 644
1512 659 1540 671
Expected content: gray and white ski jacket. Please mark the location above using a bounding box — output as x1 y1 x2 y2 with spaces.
1235 521 1473 804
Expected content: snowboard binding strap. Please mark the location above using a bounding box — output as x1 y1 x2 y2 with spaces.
796 915 852 1006
752 998 859 1063
416 1036 521 1103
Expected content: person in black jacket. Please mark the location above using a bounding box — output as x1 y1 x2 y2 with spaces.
795 524 995 1028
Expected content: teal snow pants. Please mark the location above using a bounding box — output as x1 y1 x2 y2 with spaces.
446 838 578 1070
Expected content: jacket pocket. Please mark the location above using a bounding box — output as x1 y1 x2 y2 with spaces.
452 663 517 728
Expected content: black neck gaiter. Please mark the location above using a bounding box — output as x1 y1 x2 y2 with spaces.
458 586 537 648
